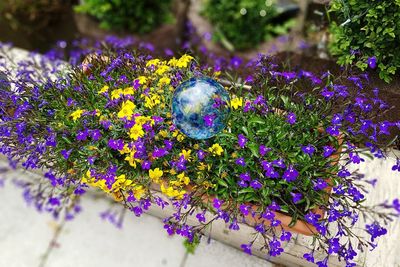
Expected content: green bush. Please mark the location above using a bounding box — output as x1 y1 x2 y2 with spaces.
74 0 173 34
328 0 400 83
202 0 294 51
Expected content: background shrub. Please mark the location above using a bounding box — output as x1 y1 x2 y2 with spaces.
74 0 173 34
202 0 294 51
328 0 400 82
0 0 71 33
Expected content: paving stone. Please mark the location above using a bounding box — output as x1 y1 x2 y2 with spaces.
0 179 55 267
184 238 273 267
44 196 186 267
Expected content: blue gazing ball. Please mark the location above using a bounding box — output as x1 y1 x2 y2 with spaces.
172 77 231 139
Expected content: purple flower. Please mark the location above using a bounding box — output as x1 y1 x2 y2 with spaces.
269 238 284 256
321 88 334 100
304 211 321 225
48 197 61 206
61 149 72 159
239 172 251 181
164 140 174 151
301 144 315 156
213 198 223 209
326 125 340 136
164 224 175 235
76 130 89 141
348 186 364 202
197 150 206 160
338 168 351 177
262 209 275 220
152 147 167 158
291 192 302 203
366 222 387 242
273 158 286 168
314 179 328 190
367 56 377 69
283 165 299 182
280 231 292 242
196 212 206 223
237 134 247 148
349 152 364 164
239 204 250 216
141 160 151 170
331 113 343 125
237 179 248 188
303 252 314 263
203 114 215 127
235 157 246 166
108 139 124 150
229 219 240 230
259 145 270 157
379 121 392 135
240 243 252 255
286 112 296 125
392 199 400 214
91 129 102 141
230 56 242 69
250 180 262 190
323 146 335 158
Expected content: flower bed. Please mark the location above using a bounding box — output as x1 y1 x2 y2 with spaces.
1 44 400 266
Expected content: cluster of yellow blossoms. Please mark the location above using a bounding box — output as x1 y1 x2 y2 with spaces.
81 170 145 201
69 54 226 201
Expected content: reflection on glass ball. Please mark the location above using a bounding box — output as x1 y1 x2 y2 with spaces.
172 77 231 140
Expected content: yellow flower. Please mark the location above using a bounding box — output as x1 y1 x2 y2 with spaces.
158 77 171 86
202 181 215 189
176 54 194 68
158 130 168 138
197 162 211 171
208 143 224 156
119 144 131 155
129 124 145 140
70 109 84 121
149 168 163 183
179 149 192 160
125 151 139 168
231 97 243 110
193 144 200 150
118 108 133 119
137 76 147 85
133 185 145 200
123 87 134 95
146 59 160 67
111 89 123 100
98 85 109 94
155 65 170 76
135 116 153 126
167 57 178 67
118 100 136 119
144 94 161 109
177 173 190 186
161 184 186 199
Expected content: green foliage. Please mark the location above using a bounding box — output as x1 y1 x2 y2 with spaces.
74 0 173 34
183 235 200 254
202 0 294 50
328 0 400 82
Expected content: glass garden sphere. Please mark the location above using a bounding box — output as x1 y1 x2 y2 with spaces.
172 77 231 139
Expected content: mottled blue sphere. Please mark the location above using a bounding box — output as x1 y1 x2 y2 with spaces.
172 77 231 139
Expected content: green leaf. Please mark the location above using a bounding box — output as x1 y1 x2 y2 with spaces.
247 142 260 158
